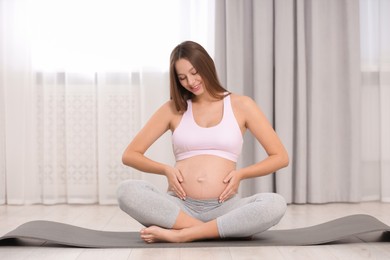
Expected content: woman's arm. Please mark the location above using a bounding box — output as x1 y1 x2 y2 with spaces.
122 100 187 199
236 95 289 179
219 95 289 202
122 101 172 174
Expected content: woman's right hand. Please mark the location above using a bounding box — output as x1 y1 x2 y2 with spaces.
164 166 186 200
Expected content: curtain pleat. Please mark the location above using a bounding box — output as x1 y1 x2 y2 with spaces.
215 0 363 203
360 0 390 202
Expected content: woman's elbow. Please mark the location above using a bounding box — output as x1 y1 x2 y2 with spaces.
122 150 134 167
121 153 129 166
280 151 289 168
121 153 127 165
275 148 289 169
122 148 143 168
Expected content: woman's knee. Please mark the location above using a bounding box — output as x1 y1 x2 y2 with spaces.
253 192 287 223
116 179 149 210
216 193 287 238
270 193 287 221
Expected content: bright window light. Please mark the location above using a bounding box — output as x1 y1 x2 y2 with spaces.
25 0 208 72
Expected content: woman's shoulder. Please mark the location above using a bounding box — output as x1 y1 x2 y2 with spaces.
229 93 258 111
159 100 183 116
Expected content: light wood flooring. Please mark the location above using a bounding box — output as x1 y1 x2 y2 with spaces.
0 202 390 259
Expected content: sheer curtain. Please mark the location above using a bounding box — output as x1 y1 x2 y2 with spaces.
360 0 390 202
2 0 389 205
215 0 368 203
0 0 215 205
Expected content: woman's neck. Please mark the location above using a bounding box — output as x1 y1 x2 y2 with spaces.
192 91 222 104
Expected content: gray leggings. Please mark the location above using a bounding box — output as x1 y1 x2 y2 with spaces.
117 180 286 238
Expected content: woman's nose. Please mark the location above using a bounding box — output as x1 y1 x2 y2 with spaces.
187 75 195 85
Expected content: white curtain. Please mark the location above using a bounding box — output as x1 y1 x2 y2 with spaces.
360 0 390 202
0 0 215 205
1 0 389 205
215 0 389 203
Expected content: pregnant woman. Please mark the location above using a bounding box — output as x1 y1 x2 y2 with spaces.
117 41 289 243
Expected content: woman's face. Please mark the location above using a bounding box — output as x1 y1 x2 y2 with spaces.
175 58 205 96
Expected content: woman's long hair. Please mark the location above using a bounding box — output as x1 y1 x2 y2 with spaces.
169 41 228 112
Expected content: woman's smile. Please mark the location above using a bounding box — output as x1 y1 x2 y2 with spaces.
175 58 205 95
191 83 202 93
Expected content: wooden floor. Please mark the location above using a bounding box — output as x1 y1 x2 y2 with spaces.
0 202 389 259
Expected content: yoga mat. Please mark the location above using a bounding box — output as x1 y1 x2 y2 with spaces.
0 214 389 248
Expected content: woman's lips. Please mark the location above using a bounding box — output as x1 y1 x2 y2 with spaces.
191 84 201 92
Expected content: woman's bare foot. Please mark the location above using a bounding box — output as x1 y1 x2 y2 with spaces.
140 220 220 243
140 226 187 243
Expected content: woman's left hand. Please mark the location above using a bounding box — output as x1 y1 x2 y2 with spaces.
219 170 242 203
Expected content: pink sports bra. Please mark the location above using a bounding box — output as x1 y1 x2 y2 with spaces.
172 94 243 162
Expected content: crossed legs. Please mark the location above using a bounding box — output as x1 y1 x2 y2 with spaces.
117 180 220 243
117 180 286 243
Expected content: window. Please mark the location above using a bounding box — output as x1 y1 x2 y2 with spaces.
23 0 214 72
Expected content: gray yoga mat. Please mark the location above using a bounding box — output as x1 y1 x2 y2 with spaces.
0 214 389 248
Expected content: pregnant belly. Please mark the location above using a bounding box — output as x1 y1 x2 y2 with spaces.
174 155 236 199
180 176 228 199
